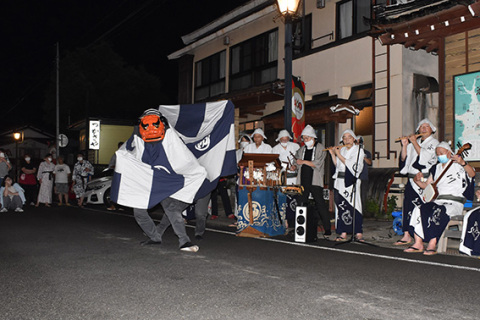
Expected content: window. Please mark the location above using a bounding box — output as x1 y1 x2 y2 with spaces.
293 14 312 55
230 29 278 91
337 0 371 40
195 50 226 101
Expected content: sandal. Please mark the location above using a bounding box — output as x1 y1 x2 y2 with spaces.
423 249 437 256
335 236 347 242
404 246 424 253
393 240 412 246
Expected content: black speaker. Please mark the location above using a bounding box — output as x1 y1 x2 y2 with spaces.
295 206 318 243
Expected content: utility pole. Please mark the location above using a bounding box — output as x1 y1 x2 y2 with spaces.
56 42 60 160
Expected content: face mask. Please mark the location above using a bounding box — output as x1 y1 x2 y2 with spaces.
25 157 31 162
47 157 52 162
280 142 288 147
305 140 314 148
0 153 4 158
77 157 83 161
437 154 449 164
240 142 249 149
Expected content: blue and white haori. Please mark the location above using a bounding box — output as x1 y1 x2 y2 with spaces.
410 162 474 242
460 207 480 256
111 100 237 209
333 145 364 234
399 135 439 234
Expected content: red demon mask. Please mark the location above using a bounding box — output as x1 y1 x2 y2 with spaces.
139 114 165 142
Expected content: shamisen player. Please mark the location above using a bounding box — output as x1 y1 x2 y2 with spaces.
113 109 206 252
395 119 439 246
405 142 475 255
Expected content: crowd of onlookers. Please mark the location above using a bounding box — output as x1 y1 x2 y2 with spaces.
0 149 94 212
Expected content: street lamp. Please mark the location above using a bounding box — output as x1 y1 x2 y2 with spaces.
13 131 23 181
276 0 301 135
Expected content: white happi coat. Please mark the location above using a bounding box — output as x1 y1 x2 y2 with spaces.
272 141 300 185
333 145 364 212
243 142 272 154
400 135 439 197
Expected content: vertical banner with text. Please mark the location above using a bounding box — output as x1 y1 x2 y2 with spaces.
292 77 305 143
89 120 100 150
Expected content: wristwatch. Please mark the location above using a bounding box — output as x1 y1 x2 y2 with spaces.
461 161 468 167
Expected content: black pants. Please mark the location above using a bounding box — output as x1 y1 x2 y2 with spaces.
20 183 37 205
211 179 233 216
299 185 331 232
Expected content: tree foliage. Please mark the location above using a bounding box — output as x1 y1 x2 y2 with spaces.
43 42 171 128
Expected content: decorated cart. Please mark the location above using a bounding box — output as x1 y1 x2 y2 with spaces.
236 153 288 237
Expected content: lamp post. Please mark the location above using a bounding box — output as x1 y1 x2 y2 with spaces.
276 0 301 135
13 131 22 181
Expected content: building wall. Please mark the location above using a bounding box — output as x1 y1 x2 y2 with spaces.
445 29 480 143
177 1 440 169
98 125 134 164
401 47 439 137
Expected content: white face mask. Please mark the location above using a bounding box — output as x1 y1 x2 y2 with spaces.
47 157 53 162
280 142 288 147
0 153 4 158
240 141 249 149
25 157 31 162
305 140 314 148
77 157 83 161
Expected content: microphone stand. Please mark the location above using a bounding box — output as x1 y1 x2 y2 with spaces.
336 139 377 247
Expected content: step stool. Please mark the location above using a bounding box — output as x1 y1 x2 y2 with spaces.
437 215 464 253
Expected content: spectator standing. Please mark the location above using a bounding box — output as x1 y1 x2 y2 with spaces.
19 154 37 206
1 175 25 212
54 156 71 206
0 149 12 186
36 154 55 207
72 153 94 208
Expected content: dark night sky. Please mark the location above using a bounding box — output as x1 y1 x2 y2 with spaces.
0 0 250 131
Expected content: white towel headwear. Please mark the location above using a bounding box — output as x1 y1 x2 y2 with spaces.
416 119 437 133
301 125 317 139
436 141 453 155
251 128 267 140
238 133 252 143
340 129 358 143
276 129 293 142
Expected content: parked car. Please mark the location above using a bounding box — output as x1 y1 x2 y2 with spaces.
85 168 113 208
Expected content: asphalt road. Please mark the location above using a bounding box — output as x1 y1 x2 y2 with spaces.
1 205 479 320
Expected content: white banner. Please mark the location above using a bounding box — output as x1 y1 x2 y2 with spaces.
89 120 100 150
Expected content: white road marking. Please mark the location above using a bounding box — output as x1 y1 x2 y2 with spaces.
86 206 480 273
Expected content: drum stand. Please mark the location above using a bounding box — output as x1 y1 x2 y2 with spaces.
336 140 377 248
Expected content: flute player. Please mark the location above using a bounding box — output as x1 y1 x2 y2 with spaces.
394 119 439 246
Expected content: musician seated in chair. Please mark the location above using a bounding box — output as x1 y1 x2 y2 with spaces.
404 142 475 255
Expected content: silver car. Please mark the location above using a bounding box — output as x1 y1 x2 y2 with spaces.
85 168 113 208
